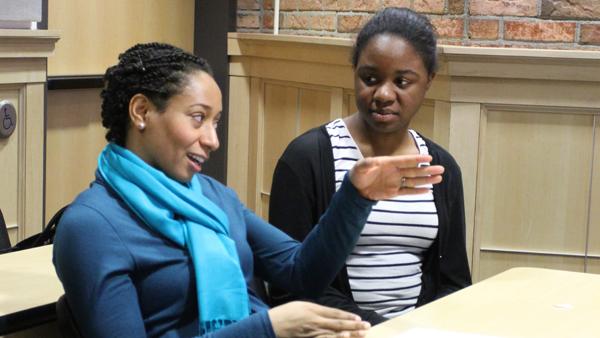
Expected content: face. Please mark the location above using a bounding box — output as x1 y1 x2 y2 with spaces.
136 71 222 183
354 34 433 134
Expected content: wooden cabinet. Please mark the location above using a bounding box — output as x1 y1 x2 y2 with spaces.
435 48 600 280
0 30 59 244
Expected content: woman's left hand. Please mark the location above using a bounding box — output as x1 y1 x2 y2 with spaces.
349 154 444 201
269 301 370 338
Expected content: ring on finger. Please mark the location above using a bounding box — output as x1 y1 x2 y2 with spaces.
400 176 407 188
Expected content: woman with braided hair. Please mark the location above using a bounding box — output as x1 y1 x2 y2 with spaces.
53 42 444 338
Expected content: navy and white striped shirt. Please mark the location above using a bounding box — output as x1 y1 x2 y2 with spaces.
326 118 438 318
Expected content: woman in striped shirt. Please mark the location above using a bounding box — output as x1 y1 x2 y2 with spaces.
269 7 472 325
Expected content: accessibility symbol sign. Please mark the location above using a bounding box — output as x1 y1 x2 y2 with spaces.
0 101 16 139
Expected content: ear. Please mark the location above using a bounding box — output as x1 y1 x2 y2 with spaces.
129 93 152 130
426 72 436 90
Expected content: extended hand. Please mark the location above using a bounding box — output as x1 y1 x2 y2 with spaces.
269 301 370 338
349 154 444 200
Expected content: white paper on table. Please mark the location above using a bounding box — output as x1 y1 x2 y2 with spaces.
392 328 504 338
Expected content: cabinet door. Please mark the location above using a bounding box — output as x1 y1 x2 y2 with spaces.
0 83 45 242
475 108 595 280
0 87 22 244
587 115 600 273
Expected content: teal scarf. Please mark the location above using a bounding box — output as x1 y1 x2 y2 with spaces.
98 143 249 333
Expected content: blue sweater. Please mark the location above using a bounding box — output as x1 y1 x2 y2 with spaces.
53 172 374 338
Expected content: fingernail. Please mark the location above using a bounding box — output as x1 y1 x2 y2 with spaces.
362 322 371 329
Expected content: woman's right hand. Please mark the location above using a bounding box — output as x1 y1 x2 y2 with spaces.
268 301 371 338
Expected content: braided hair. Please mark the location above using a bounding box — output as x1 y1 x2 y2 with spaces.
351 7 438 75
101 42 213 145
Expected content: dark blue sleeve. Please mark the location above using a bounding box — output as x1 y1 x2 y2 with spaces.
247 174 375 297
53 204 147 338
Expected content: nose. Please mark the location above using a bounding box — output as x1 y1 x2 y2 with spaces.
373 81 395 106
200 124 219 152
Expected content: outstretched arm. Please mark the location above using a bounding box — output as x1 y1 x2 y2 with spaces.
255 154 444 298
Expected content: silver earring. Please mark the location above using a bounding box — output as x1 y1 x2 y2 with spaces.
138 122 145 130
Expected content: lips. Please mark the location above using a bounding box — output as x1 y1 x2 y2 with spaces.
187 153 206 172
370 109 399 123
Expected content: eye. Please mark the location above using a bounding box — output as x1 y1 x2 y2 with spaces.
395 77 410 88
363 75 378 85
192 113 205 123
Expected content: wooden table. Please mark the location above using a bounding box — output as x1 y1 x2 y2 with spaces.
0 245 64 335
367 267 600 338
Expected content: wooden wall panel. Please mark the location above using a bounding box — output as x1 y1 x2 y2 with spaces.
451 78 600 110
344 93 356 117
447 103 482 272
260 83 298 219
588 115 600 260
478 252 584 281
411 100 434 140
45 88 105 220
244 78 263 212
432 101 450 150
48 0 195 76
588 258 600 274
227 76 251 205
299 89 330 134
0 86 22 245
478 109 593 254
259 83 332 220
24 83 46 239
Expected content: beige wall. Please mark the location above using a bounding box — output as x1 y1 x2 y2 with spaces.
48 0 195 76
45 88 105 220
45 0 195 219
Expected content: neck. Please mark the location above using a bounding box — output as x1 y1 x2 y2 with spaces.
124 129 147 164
344 113 418 157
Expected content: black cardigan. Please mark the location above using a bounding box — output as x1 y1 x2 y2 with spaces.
268 125 472 325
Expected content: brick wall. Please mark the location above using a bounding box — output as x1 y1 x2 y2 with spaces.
237 0 600 49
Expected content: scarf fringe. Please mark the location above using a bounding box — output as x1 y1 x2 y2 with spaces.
200 319 236 334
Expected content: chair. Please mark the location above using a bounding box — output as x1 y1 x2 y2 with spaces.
10 205 68 252
0 208 11 253
56 294 83 338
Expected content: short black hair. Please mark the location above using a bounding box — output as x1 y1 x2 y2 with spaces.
100 42 213 145
351 7 438 75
